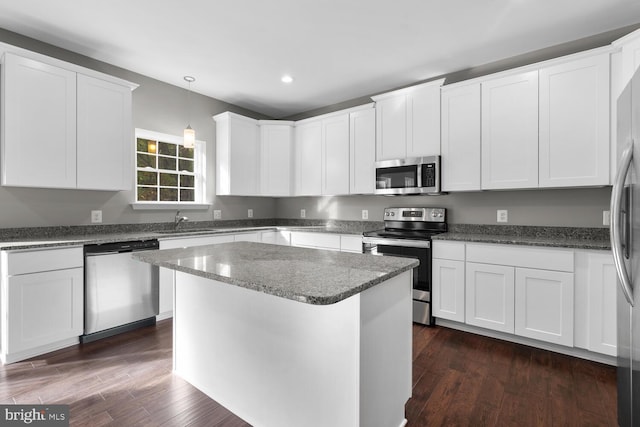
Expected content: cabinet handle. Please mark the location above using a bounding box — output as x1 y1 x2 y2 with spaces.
611 139 634 306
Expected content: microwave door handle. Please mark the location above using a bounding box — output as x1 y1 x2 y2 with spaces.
611 139 634 306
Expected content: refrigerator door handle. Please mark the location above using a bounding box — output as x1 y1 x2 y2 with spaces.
612 140 635 306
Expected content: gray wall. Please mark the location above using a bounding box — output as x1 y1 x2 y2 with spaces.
275 187 612 227
0 28 276 228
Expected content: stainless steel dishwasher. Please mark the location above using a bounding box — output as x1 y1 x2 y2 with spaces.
81 239 160 343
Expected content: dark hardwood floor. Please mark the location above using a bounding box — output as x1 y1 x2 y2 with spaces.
0 319 617 426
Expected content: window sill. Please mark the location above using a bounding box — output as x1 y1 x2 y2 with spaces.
131 203 210 211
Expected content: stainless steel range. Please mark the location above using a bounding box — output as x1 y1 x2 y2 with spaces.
362 207 447 325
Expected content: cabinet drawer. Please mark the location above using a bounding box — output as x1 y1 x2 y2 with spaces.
340 235 363 253
6 246 83 276
160 234 234 250
466 244 573 272
432 241 465 261
290 232 341 250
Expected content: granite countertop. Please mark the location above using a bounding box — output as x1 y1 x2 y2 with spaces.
133 241 418 305
432 224 611 250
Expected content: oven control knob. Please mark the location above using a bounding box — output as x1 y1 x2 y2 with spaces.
390 212 395 216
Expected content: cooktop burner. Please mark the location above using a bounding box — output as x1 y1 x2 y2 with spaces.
364 207 448 240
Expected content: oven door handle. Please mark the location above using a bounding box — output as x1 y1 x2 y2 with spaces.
362 237 431 249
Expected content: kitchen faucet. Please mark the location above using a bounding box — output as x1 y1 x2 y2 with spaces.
175 211 189 229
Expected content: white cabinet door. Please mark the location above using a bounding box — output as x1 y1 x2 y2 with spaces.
441 83 481 191
1 53 76 188
322 114 350 195
407 82 441 158
260 122 293 196
290 232 341 251
340 235 363 253
6 268 83 354
77 74 133 190
514 268 574 346
465 262 515 333
294 121 322 195
432 258 465 322
539 53 610 187
214 112 260 196
375 95 406 161
584 252 617 356
234 232 260 242
481 71 539 189
349 107 376 194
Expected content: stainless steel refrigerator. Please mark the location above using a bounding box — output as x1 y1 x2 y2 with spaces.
612 65 640 427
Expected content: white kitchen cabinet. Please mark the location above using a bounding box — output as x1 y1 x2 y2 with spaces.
214 112 260 196
440 83 481 191
481 71 539 189
1 246 84 364
322 114 350 195
514 268 574 346
432 241 466 322
294 120 323 196
234 232 260 242
575 251 617 356
1 52 135 191
465 262 515 333
2 53 76 188
77 74 133 190
158 234 235 319
340 235 363 253
349 106 376 194
259 121 294 196
290 231 341 251
538 53 610 187
372 79 444 161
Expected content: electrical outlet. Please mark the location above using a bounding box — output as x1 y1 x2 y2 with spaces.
362 209 369 220
300 209 306 218
248 209 253 218
603 210 611 226
497 209 508 223
213 210 222 220
91 210 102 224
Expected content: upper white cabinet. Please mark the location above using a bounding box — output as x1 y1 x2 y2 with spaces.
481 70 539 189
372 79 444 161
349 106 376 194
259 120 294 196
538 53 610 187
322 114 350 195
214 112 260 196
1 52 135 190
77 74 133 190
440 83 481 191
294 120 323 196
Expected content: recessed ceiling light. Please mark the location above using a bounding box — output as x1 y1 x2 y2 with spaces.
281 75 294 84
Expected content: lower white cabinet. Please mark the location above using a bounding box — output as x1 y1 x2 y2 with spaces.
514 268 574 346
289 231 363 253
432 258 465 322
465 262 515 333
1 246 84 364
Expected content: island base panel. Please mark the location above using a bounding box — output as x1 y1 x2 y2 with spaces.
173 270 412 427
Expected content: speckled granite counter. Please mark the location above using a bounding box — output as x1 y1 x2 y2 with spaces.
432 224 611 250
133 241 417 305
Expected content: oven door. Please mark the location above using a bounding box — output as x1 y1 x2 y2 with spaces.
362 237 433 325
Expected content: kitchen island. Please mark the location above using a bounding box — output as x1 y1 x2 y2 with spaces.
133 241 417 427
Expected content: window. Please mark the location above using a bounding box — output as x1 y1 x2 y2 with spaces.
135 129 205 203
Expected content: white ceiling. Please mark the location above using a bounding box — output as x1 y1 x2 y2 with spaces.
0 0 639 118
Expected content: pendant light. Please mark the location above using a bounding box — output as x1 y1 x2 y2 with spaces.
183 76 196 149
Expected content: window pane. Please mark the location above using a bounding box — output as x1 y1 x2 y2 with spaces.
179 159 194 172
180 174 194 187
160 173 178 187
137 187 157 201
158 141 176 156
160 188 178 201
180 189 195 201
137 138 158 154
179 146 194 159
137 171 157 185
158 156 177 171
137 153 156 168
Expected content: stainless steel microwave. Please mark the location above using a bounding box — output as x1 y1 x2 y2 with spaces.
374 156 441 195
